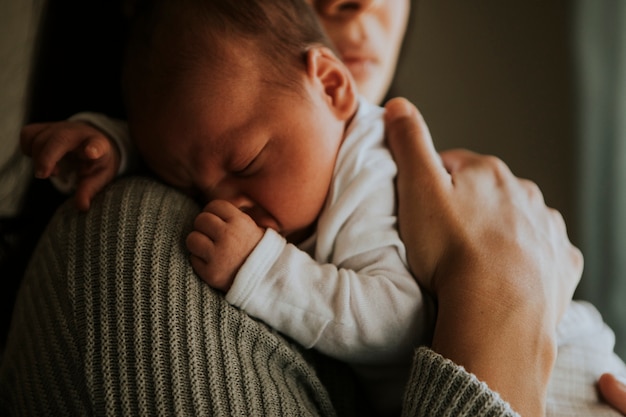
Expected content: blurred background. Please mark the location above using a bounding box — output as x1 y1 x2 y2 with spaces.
1 1 625 359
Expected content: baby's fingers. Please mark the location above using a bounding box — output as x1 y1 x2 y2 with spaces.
186 231 214 261
190 255 208 277
27 126 84 178
21 121 115 179
80 135 113 161
21 124 65 178
20 123 50 156
192 209 228 242
73 169 116 211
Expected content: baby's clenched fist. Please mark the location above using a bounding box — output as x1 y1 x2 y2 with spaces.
186 200 264 291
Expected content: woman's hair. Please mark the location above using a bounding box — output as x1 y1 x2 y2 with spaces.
123 0 333 117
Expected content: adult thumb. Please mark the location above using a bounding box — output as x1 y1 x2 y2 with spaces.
384 98 447 183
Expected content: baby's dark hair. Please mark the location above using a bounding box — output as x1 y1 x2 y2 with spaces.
123 0 334 119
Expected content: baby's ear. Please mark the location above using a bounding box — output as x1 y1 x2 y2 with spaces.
305 46 357 121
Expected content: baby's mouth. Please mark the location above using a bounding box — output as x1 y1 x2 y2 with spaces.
241 206 280 233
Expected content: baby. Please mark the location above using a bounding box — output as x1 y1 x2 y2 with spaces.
20 0 626 415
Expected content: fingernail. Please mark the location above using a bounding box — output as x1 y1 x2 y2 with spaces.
387 98 412 118
384 101 410 126
85 144 99 158
398 100 414 117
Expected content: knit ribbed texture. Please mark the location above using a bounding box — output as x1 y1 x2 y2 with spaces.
1 177 516 417
1 177 343 416
402 347 519 417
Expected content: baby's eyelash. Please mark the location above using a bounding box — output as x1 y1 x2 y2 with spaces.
233 156 257 176
232 138 269 176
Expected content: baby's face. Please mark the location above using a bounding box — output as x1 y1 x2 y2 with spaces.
133 45 347 243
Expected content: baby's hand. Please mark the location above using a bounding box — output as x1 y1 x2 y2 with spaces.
20 121 121 211
186 200 264 292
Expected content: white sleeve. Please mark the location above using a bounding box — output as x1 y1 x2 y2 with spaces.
226 200 431 365
50 112 133 193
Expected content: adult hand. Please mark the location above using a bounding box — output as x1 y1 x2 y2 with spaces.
384 97 583 416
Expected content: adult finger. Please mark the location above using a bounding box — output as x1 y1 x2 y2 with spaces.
384 98 451 281
598 373 626 415
438 148 489 174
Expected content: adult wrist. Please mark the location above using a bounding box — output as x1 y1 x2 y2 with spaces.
431 283 557 416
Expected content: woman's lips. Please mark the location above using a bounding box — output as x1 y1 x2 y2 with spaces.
341 55 377 81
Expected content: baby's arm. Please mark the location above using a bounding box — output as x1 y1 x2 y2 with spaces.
221 171 424 363
186 199 422 363
224 227 425 364
20 113 131 211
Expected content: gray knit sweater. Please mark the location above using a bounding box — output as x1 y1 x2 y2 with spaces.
0 177 518 417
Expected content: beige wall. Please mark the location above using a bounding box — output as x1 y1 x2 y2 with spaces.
392 1 578 243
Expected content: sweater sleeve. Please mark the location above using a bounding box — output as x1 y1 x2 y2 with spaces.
403 347 520 417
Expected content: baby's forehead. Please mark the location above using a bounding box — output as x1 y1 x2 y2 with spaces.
125 1 317 117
